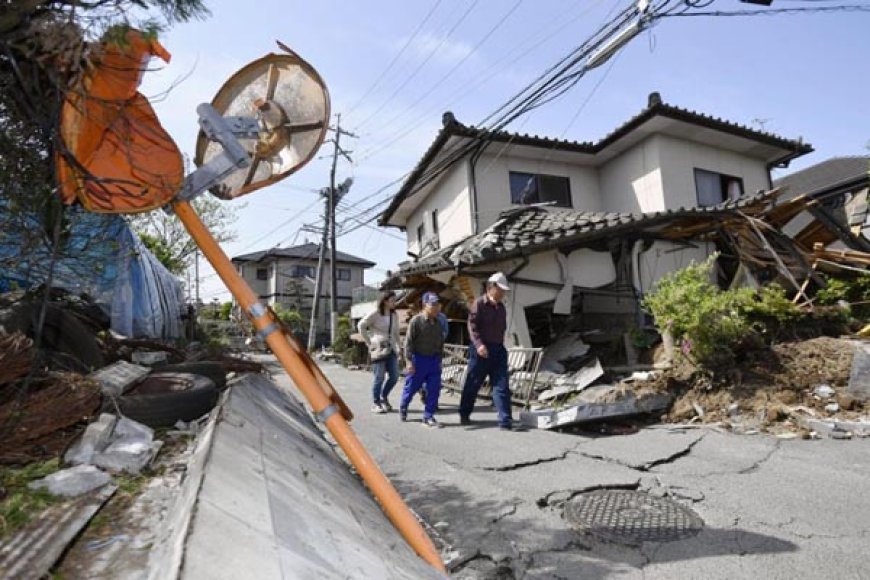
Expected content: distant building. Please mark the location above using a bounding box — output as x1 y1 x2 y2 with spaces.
231 243 375 343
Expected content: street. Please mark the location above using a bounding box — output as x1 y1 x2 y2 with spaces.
272 360 870 579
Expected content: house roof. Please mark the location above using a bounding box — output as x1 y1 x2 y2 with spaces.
773 156 870 198
397 191 775 277
232 242 375 268
379 92 813 227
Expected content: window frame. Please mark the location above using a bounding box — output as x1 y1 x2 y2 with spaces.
336 268 352 282
256 267 269 280
693 168 745 207
508 171 572 208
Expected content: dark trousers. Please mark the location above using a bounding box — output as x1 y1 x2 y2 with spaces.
400 354 442 419
459 343 512 427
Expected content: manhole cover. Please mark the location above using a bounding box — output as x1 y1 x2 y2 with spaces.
564 490 704 545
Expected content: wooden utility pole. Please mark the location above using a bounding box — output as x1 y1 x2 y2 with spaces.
308 207 329 351
326 114 357 345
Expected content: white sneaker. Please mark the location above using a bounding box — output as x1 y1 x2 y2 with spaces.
380 400 393 412
421 417 442 429
371 403 386 414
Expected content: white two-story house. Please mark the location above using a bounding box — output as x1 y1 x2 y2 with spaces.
232 243 374 344
380 93 812 348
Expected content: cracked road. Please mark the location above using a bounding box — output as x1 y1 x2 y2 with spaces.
277 362 870 579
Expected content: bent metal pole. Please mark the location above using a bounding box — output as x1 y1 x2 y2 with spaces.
172 200 446 573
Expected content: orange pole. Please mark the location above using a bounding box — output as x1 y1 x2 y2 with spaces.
173 200 445 573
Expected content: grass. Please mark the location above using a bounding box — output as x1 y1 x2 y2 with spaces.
0 458 63 538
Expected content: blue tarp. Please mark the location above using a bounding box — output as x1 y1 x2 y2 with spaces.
0 205 183 339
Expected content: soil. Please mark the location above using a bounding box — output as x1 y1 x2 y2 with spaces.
646 336 865 434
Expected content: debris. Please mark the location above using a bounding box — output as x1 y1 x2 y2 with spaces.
814 384 835 399
776 432 799 440
28 465 111 497
847 343 870 402
88 360 150 397
0 331 34 386
131 350 169 366
825 402 840 413
539 332 590 374
65 413 118 465
727 403 740 417
537 358 603 401
830 430 853 440
93 439 162 474
520 385 672 429
692 403 705 419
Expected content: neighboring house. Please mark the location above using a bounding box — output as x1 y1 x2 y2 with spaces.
773 156 870 252
380 92 813 348
231 243 375 343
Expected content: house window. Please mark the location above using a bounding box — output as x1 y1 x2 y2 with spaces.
432 209 439 235
694 168 744 207
256 267 268 280
337 268 352 281
417 223 425 245
509 172 572 208
290 265 316 278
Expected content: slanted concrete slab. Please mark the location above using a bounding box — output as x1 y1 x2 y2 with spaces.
89 361 150 396
182 374 443 580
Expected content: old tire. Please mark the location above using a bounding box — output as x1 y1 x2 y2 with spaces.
116 372 219 427
156 362 228 392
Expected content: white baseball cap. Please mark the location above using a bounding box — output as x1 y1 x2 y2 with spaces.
487 272 510 291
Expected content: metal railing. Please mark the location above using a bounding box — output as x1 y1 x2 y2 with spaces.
441 343 544 407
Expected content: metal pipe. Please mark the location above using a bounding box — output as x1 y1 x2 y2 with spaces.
172 200 446 573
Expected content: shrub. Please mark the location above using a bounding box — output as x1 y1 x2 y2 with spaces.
643 255 803 371
816 272 870 319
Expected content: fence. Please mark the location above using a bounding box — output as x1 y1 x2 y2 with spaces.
441 343 544 407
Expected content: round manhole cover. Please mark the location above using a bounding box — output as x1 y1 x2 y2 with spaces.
564 490 704 545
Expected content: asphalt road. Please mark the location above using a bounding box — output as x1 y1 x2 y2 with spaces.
273 360 870 580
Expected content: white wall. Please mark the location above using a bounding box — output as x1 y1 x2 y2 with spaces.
636 240 715 295
655 135 771 210
599 137 665 214
406 162 472 256
474 152 602 232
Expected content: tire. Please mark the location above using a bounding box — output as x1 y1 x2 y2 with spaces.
116 372 219 427
156 362 228 392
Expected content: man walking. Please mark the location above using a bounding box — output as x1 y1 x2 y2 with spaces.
400 292 445 428
459 272 513 430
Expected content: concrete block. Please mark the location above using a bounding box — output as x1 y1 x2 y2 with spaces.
28 465 111 497
114 416 155 442
89 361 150 396
131 350 170 366
848 344 870 401
64 413 118 465
93 439 162 474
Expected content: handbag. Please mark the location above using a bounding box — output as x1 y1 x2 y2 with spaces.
369 313 394 363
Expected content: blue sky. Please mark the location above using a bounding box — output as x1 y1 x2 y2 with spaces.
139 0 870 302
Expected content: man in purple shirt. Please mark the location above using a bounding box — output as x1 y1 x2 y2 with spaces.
459 272 514 430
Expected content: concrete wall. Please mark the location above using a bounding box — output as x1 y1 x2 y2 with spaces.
406 163 472 256
181 374 444 580
599 137 665 214
655 134 771 210
474 151 602 232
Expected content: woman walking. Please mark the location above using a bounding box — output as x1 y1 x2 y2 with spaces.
358 291 401 413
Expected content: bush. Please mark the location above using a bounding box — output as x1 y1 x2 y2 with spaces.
816 273 870 319
643 255 803 371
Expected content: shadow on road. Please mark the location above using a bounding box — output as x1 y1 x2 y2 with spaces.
391 477 799 578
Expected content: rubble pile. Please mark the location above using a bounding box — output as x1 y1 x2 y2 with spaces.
654 337 869 438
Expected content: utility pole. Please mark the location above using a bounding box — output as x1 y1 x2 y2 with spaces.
326 113 357 345
194 250 200 306
308 211 328 350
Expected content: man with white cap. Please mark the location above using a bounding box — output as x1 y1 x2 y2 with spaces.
459 272 514 430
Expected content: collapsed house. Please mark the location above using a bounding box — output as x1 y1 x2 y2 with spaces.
376 94 870 424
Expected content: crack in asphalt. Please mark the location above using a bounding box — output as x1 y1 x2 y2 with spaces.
536 482 641 508
481 448 575 472
575 435 706 473
737 440 781 474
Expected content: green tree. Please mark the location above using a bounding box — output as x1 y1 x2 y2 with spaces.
129 195 242 274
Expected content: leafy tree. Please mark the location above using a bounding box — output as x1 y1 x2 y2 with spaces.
218 301 233 321
129 195 242 274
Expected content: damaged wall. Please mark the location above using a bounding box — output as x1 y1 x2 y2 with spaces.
635 240 715 295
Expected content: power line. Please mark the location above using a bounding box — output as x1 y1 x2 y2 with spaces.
345 0 445 116
352 0 482 130
663 4 870 16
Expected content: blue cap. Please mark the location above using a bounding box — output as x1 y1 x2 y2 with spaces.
422 291 440 305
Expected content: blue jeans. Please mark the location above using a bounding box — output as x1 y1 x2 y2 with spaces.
371 351 399 404
400 354 442 419
459 343 512 427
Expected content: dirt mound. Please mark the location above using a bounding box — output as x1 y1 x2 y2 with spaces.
653 337 864 434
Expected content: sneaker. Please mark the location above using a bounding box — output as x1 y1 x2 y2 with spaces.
399 409 408 422
422 417 442 429
371 403 386 414
499 423 513 431
460 416 472 426
380 400 393 412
